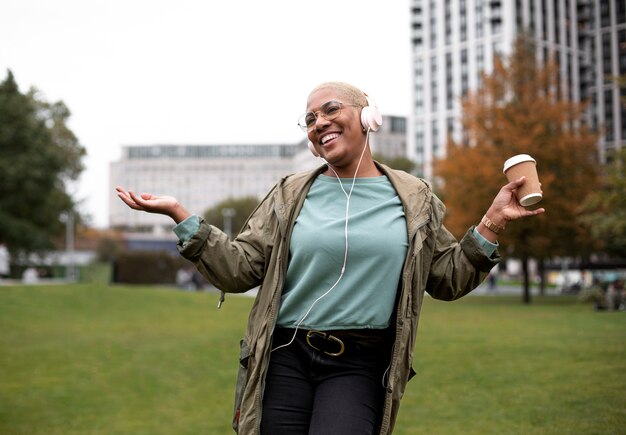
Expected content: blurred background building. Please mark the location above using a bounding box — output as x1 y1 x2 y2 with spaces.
409 0 626 178
109 114 406 235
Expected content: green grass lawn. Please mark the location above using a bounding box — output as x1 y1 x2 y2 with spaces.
0 284 624 434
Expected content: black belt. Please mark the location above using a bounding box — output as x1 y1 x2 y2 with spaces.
282 327 391 358
305 330 346 356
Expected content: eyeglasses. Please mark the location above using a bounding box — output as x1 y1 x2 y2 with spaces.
297 100 360 131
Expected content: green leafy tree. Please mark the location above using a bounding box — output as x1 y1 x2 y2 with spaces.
203 196 260 237
0 70 86 255
580 148 626 256
373 153 416 174
434 36 600 302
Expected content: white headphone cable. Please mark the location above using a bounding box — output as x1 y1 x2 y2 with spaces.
272 128 371 353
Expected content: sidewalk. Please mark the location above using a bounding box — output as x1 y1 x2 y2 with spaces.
0 278 71 286
471 281 556 296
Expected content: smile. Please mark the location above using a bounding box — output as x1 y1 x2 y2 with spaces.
321 133 340 144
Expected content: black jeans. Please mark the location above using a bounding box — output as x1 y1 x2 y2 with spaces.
261 327 391 435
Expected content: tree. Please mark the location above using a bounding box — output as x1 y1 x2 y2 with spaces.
203 196 260 237
580 148 626 257
434 36 600 303
0 70 86 256
373 153 416 174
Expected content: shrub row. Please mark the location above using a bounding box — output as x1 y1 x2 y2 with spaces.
114 251 189 284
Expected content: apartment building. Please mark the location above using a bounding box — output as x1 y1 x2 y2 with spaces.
409 0 626 178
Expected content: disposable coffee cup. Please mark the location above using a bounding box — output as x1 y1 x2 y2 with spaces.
503 154 542 207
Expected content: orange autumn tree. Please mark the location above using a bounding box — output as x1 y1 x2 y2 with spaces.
434 36 599 303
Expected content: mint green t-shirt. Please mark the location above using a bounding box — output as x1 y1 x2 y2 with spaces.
172 177 498 324
276 174 408 330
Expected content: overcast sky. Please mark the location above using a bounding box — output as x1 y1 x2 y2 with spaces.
1 0 412 228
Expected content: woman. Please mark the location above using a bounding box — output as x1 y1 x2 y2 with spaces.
116 81 544 434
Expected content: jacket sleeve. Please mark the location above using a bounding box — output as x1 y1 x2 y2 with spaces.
176 187 278 294
425 195 501 301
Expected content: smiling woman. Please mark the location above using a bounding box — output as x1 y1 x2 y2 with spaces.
115 81 544 434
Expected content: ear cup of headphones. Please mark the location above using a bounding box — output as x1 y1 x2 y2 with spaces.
361 96 383 132
307 141 320 157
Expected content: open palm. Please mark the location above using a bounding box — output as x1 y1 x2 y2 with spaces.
115 187 190 223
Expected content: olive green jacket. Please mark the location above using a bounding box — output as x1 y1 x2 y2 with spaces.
178 162 500 434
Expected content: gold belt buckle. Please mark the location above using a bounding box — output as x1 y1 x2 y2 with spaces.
305 330 345 357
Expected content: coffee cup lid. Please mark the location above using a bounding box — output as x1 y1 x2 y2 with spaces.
503 154 536 173
519 193 542 207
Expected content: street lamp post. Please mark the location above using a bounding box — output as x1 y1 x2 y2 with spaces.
60 211 75 281
221 208 236 238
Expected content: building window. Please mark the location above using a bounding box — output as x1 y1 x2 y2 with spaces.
617 29 626 74
476 0 483 38
492 19 503 34
446 117 455 141
415 122 424 162
446 52 454 110
567 53 573 100
603 32 612 82
604 90 614 142
564 0 570 46
445 0 452 45
515 0 523 31
620 87 626 139
591 92 598 132
491 0 503 34
415 85 424 114
555 0 560 45
460 0 467 42
415 58 424 115
477 44 484 86
461 48 469 97
600 0 611 28
617 0 626 25
430 0 437 48
432 120 439 157
411 2 424 47
431 56 438 112
391 117 406 133
541 0 548 40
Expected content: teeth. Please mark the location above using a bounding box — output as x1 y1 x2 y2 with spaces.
321 133 339 144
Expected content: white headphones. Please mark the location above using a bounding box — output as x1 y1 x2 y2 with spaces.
307 94 383 157
361 94 383 132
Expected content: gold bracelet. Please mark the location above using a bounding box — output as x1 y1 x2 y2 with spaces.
481 215 505 234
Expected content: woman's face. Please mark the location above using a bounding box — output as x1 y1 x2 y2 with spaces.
305 87 366 169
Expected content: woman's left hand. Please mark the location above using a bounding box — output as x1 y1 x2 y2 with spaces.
478 176 545 241
488 176 545 224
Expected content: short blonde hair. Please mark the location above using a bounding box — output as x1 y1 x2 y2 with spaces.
309 82 368 107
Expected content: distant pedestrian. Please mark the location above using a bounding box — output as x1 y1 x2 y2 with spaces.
606 280 624 311
22 267 38 284
0 242 9 279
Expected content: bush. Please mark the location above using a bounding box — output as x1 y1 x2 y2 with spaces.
114 251 187 284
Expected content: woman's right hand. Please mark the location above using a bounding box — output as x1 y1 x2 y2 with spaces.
115 187 191 224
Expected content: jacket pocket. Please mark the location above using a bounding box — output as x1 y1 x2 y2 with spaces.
232 339 251 433
408 366 417 382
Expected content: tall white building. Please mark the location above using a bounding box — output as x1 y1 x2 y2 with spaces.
409 0 626 178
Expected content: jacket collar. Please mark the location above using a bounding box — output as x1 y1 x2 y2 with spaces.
375 161 433 239
273 162 432 239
